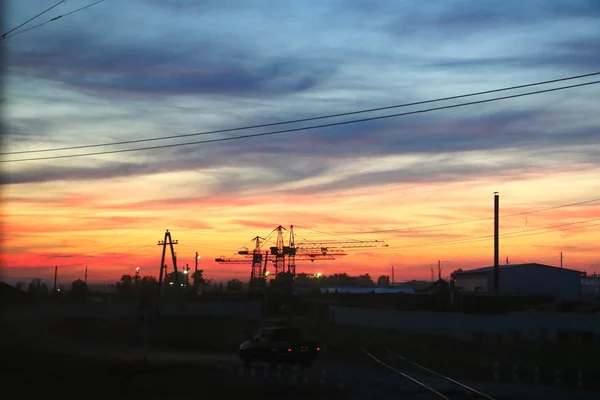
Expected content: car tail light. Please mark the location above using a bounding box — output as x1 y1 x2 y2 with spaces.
316 347 320 351
288 348 292 352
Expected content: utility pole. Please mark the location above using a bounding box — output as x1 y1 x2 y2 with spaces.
53 266 58 294
493 192 500 293
156 230 183 312
391 265 395 286
430 267 434 282
195 251 199 274
84 265 88 284
560 252 563 268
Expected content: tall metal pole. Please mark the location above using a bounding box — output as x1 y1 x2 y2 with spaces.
84 265 88 284
391 265 395 286
560 252 563 268
494 192 500 293
195 251 199 274
53 266 58 293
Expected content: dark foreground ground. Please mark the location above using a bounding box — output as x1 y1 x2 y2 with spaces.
2 347 349 400
3 305 600 399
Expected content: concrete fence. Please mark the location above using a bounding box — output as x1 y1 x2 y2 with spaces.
491 361 595 389
330 306 600 341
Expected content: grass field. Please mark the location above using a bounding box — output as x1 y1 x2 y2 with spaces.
5 311 599 389
1 346 348 400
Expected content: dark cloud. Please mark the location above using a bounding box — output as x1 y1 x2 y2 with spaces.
385 0 600 38
428 43 600 72
6 29 336 99
3 0 599 195
3 104 599 190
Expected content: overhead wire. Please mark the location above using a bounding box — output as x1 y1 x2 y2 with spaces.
1 0 67 38
3 79 600 163
1 0 106 40
334 197 600 235
4 71 600 156
294 225 363 242
385 218 600 251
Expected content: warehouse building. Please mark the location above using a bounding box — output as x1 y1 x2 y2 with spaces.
451 263 584 301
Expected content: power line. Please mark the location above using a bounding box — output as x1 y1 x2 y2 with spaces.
1 0 67 39
5 71 600 156
335 197 600 235
4 79 599 164
1 0 105 40
387 218 600 251
294 225 363 242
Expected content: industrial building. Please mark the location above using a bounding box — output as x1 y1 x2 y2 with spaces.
451 263 584 301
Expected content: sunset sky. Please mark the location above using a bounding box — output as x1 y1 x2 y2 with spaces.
2 0 600 286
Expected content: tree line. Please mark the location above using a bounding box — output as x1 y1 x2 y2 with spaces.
14 270 388 299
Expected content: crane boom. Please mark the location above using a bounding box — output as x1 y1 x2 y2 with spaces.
215 253 338 264
215 257 252 264
295 240 387 252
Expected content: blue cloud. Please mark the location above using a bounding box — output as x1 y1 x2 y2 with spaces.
2 0 599 194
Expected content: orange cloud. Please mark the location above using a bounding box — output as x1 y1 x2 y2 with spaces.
2 167 599 285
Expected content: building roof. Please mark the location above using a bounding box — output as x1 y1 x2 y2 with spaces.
452 263 584 276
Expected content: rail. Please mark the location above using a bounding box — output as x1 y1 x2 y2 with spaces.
361 347 497 400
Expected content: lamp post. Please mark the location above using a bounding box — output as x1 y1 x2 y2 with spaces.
135 267 140 291
314 272 323 335
194 254 201 293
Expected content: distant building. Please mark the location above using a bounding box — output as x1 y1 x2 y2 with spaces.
451 263 584 301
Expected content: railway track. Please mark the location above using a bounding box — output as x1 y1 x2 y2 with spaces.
360 347 497 400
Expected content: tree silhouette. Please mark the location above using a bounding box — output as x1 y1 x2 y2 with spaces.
226 279 244 292
27 278 48 296
70 279 89 301
116 274 134 294
139 276 157 294
377 275 390 287
192 269 205 286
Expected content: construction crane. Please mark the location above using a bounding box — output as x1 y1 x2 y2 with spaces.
215 224 387 280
